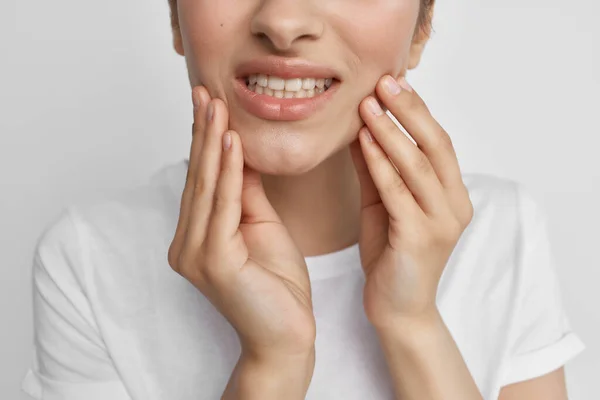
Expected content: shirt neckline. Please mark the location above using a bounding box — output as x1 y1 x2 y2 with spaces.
304 241 362 281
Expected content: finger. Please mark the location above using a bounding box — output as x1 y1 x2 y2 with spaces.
180 87 211 231
169 86 210 265
357 126 423 223
350 134 389 268
207 130 244 246
349 134 380 209
376 75 471 221
377 76 463 187
241 166 282 225
359 92 449 218
183 98 230 254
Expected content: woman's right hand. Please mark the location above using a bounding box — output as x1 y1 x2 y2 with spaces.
167 86 316 363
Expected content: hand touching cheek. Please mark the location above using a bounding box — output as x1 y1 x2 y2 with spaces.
168 87 316 362
349 75 474 328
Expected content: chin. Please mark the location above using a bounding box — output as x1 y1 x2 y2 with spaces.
233 124 332 176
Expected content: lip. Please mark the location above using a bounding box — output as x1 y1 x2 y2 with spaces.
235 55 342 81
233 78 341 121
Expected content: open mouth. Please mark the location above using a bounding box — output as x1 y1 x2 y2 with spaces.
243 74 338 99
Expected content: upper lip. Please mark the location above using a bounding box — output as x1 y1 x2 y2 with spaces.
235 56 341 81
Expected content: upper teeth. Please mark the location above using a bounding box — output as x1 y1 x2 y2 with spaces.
247 74 333 92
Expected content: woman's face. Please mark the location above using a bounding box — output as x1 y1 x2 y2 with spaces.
174 0 427 176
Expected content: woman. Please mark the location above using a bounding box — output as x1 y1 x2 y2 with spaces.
21 0 585 399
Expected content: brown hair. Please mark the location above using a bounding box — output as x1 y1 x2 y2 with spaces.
418 0 435 38
168 0 434 39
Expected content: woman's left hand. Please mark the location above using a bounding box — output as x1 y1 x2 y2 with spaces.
350 74 474 329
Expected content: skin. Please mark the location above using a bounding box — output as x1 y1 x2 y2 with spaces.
166 0 570 398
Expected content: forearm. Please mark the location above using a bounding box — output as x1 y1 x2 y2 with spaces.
376 309 483 400
221 347 315 400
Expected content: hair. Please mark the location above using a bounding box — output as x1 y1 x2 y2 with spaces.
167 0 435 38
418 0 435 38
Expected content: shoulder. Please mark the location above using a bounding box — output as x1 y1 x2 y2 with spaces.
69 158 186 236
438 172 536 303
460 171 546 245
441 171 563 320
59 158 187 249
33 159 187 284
462 171 520 210
458 172 522 253
462 171 543 224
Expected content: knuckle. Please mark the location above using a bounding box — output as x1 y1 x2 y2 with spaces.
192 120 204 136
169 236 228 292
432 217 462 246
467 203 474 222
413 153 433 174
196 253 224 289
455 188 475 228
384 173 410 197
196 264 215 288
212 191 228 214
179 246 212 285
170 248 197 280
436 129 456 155
167 245 180 272
447 218 463 240
372 149 391 166
461 200 475 227
175 249 194 277
194 177 207 194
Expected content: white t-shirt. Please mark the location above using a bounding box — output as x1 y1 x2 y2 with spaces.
21 159 585 400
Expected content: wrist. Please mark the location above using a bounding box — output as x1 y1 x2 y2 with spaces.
241 344 315 372
222 347 315 400
374 307 443 346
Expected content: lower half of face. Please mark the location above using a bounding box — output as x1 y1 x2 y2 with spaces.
179 0 420 176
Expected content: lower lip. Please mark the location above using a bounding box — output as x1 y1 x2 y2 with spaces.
233 78 340 121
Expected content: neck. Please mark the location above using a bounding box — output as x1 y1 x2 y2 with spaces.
261 146 362 257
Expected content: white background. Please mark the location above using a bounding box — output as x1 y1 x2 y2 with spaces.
2 0 598 399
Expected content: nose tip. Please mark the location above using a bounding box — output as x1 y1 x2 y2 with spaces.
250 2 323 51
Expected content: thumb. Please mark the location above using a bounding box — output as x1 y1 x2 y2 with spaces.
241 166 282 224
349 133 381 209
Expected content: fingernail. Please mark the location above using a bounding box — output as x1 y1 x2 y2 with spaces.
361 127 374 142
223 132 232 151
383 75 401 95
192 88 200 110
206 101 214 122
366 97 384 116
397 77 413 92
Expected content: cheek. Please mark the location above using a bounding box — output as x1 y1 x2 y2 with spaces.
325 1 418 146
177 0 241 86
332 0 418 76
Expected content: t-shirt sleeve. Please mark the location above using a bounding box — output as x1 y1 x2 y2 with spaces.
21 208 132 400
499 183 586 387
